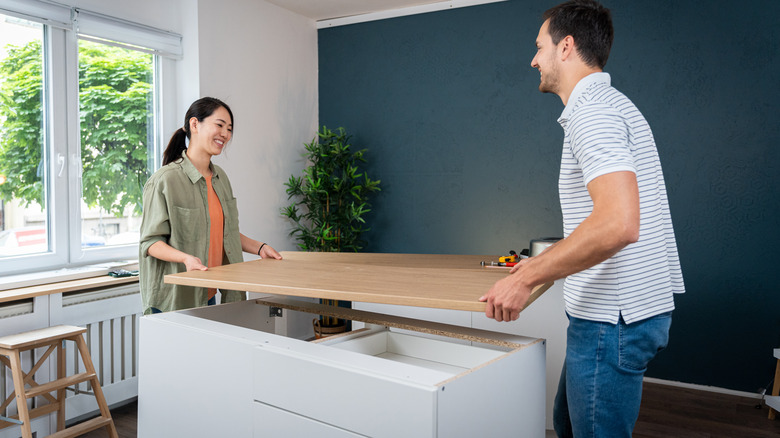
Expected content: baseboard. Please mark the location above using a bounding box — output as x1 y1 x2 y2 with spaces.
643 377 762 399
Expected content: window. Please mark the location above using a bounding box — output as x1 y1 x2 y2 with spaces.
0 2 180 276
0 15 48 259
77 39 155 251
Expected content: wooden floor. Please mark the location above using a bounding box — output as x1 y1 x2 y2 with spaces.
77 382 780 437
634 382 780 437
79 401 137 438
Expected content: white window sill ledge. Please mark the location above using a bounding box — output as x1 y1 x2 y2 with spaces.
0 260 139 292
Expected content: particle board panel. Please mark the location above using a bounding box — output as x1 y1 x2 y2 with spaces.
254 296 540 349
165 252 552 313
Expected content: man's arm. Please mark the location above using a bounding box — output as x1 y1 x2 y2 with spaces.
480 170 640 322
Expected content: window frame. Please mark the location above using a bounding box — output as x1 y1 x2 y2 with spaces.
67 36 162 266
0 3 178 276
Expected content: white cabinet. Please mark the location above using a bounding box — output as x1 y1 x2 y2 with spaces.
355 280 567 430
138 298 546 438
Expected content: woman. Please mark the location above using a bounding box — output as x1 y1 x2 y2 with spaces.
139 97 282 314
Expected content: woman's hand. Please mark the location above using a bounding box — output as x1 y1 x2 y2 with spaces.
183 254 208 271
148 241 207 271
259 244 283 260
240 233 283 260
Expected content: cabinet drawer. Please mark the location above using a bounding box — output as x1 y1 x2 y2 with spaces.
253 325 544 438
253 401 363 437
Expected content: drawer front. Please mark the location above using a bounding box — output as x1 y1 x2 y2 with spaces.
253 401 363 437
253 346 437 438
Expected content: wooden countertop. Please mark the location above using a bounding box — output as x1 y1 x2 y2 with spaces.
164 252 552 313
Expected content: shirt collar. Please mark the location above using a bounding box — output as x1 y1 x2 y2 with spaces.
558 72 611 125
179 150 219 184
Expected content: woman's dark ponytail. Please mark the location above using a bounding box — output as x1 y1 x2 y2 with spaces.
163 127 189 165
161 97 233 166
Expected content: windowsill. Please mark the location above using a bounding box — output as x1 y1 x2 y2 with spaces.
0 260 139 302
0 273 139 304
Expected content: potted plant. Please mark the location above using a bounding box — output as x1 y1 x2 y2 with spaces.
281 126 381 336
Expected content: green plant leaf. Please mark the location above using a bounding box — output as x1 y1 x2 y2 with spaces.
281 126 381 252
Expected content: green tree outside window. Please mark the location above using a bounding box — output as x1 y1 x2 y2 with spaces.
0 39 153 216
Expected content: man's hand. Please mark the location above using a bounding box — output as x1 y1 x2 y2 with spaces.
480 261 533 322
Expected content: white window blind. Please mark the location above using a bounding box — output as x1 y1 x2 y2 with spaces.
74 9 182 59
0 0 182 58
0 0 70 29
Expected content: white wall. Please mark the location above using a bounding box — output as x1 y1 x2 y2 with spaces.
197 0 318 253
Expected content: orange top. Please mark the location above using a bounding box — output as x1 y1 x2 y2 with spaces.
205 175 223 300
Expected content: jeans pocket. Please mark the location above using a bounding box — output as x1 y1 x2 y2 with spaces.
618 312 672 371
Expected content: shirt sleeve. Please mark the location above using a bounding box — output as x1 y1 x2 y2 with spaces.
568 103 636 185
139 174 170 258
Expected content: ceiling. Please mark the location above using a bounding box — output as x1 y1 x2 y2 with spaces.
265 0 451 21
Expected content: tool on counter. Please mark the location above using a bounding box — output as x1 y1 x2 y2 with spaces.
480 238 563 269
481 261 514 268
482 250 520 268
108 269 139 278
498 250 518 263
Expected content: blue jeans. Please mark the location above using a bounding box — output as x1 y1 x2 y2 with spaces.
553 312 671 438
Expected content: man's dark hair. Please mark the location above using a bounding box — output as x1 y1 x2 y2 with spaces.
543 0 613 69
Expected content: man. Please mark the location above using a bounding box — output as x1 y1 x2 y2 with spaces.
480 1 685 436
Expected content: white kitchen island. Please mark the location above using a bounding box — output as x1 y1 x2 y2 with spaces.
138 253 550 437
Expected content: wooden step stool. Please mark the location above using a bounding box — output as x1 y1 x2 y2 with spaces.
0 325 118 438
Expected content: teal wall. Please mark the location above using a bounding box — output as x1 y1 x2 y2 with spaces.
318 0 780 392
